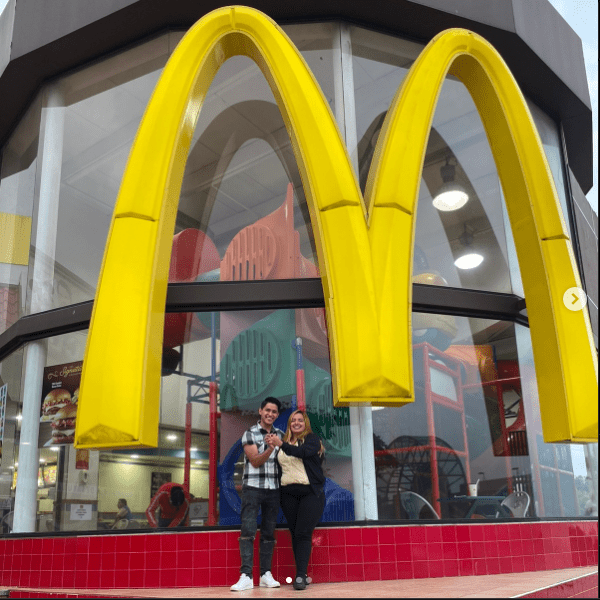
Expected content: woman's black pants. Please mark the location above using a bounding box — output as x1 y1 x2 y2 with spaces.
280 484 325 577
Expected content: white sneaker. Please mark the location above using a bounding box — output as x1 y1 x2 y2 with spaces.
230 574 254 591
259 571 280 588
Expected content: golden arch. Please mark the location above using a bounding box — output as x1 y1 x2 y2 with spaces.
75 6 597 449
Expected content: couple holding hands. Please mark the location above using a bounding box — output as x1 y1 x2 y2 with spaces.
231 397 326 592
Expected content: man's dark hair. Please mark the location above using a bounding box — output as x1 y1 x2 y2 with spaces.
118 498 127 505
170 486 185 507
261 396 282 412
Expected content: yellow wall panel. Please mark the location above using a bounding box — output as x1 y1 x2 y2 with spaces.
0 212 31 265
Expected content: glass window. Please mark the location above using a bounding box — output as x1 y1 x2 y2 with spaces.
160 307 352 527
176 24 337 281
0 98 41 335
514 323 598 518
351 25 519 295
527 100 572 237
373 314 598 520
0 347 24 533
26 34 174 314
23 25 337 317
11 303 353 532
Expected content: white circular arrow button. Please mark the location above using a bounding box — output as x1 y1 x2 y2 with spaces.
563 287 587 311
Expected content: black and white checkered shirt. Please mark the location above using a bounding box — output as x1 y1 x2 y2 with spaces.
241 421 284 490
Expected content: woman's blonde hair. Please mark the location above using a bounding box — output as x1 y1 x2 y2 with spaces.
283 410 325 456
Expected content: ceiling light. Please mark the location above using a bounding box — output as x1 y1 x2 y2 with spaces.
432 157 469 211
16 414 23 421
166 434 177 441
195 460 204 465
131 454 140 459
50 446 60 452
433 186 469 211
190 447 198 452
454 253 484 269
39 458 45 463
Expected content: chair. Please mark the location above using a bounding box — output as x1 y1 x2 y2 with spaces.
497 490 530 518
0 510 13 534
400 491 440 520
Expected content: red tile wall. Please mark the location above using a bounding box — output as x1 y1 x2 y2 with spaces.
0 520 597 590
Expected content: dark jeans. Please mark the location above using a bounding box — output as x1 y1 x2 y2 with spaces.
280 484 325 577
239 486 280 576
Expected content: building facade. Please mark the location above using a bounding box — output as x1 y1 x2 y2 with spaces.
0 0 597 592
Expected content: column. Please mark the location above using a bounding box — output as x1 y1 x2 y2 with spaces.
13 84 65 533
332 22 378 521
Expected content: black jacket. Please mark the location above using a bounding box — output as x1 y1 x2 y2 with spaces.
280 433 325 495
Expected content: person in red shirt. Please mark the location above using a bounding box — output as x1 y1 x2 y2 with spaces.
145 482 190 528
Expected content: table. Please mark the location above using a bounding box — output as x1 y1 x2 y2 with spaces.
438 495 513 519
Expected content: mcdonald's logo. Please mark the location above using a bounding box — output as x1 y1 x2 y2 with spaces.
74 6 597 449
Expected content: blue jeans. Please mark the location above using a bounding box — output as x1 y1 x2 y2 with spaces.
239 486 280 576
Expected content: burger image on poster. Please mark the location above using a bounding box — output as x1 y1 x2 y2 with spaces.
42 389 72 420
51 404 77 445
41 388 77 445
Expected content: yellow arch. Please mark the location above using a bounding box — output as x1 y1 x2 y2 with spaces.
364 28 597 441
75 6 596 448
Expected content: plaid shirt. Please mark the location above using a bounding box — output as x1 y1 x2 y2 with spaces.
241 421 284 490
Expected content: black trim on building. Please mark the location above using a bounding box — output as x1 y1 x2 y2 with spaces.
560 123 587 295
0 281 528 363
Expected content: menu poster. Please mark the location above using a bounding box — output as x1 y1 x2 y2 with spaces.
40 361 82 446
76 448 89 470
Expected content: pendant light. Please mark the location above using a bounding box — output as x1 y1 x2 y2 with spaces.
432 156 469 211
454 223 484 269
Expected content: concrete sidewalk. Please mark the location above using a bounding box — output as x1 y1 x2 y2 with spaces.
4 566 598 598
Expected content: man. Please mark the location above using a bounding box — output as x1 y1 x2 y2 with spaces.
145 482 190 528
230 396 284 591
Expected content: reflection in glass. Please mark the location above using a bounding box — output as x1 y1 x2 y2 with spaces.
0 99 41 334
374 315 596 520
515 324 598 518
0 348 24 533
26 35 175 314
351 25 519 294
161 308 353 526
176 23 337 279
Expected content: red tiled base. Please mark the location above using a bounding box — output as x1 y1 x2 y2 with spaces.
0 521 597 590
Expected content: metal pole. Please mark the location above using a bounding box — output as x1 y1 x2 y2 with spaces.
208 311 218 525
13 84 64 533
183 399 192 494
295 337 306 412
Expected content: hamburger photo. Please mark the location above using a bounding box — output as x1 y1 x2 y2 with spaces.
42 388 73 418
51 404 77 445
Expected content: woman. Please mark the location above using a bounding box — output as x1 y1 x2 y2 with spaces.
266 410 326 590
110 498 132 529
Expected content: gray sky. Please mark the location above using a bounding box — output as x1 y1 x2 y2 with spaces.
0 0 597 212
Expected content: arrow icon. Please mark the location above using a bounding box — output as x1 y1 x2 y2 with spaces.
563 287 587 311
